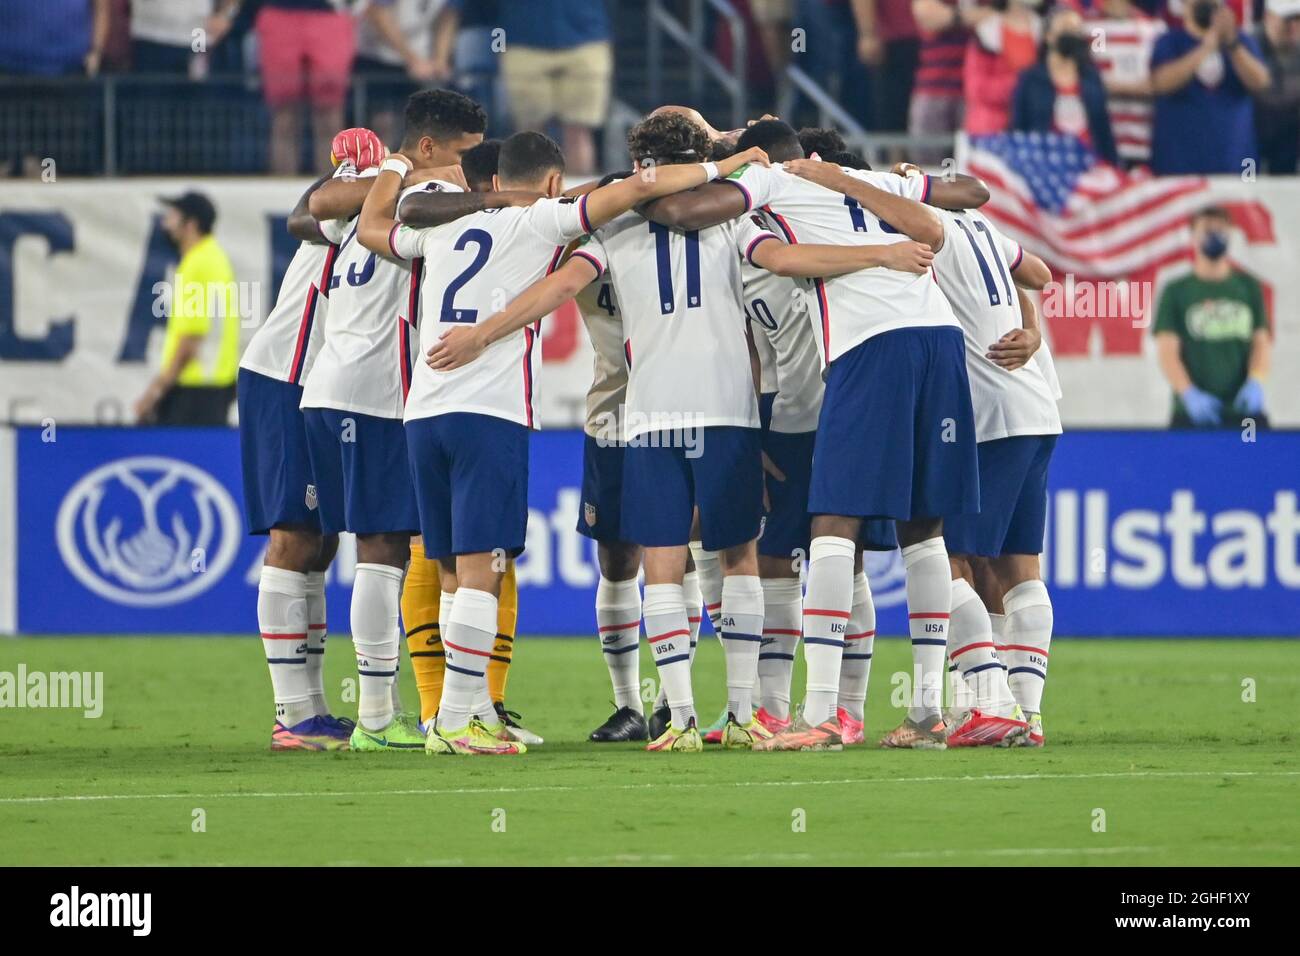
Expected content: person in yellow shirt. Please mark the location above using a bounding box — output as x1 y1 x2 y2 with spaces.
134 192 240 425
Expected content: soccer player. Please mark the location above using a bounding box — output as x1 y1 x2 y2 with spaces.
427 114 935 753
641 119 988 751
919 209 1059 747
239 128 389 751
361 129 771 754
299 89 486 752
395 136 543 746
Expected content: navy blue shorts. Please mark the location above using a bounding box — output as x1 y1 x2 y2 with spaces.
759 428 814 560
944 434 1057 557
810 327 979 522
237 368 321 535
759 392 776 434
406 412 530 560
622 426 763 551
577 435 627 543
302 406 419 536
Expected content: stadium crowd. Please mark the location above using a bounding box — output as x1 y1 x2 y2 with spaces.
2 0 1298 175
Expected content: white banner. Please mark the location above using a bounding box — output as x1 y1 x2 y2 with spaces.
1 177 1295 426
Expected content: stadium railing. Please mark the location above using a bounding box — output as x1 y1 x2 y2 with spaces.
647 0 748 130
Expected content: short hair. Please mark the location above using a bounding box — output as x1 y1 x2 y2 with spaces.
627 112 711 166
402 89 487 146
708 137 738 161
736 119 803 162
1191 205 1231 225
825 149 870 170
798 126 847 158
461 139 502 190
497 130 565 183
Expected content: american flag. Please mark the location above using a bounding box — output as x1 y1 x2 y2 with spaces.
965 131 1212 279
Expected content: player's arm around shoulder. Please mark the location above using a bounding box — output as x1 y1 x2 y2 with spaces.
615 148 769 232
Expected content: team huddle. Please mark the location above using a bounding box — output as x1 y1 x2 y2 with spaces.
238 88 1063 756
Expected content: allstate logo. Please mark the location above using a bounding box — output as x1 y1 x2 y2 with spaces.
55 456 240 607
863 549 908 608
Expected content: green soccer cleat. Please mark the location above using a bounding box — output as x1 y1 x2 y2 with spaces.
348 711 426 751
646 716 704 752
426 716 527 755
721 713 775 750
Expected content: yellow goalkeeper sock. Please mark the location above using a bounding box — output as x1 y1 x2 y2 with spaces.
402 542 444 723
487 561 518 704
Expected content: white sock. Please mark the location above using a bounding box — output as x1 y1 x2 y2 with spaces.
351 563 404 731
838 571 876 722
644 583 695 729
720 574 763 724
801 536 855 725
758 577 802 720
689 541 724 639
1002 580 1053 715
683 568 703 659
949 577 1018 717
439 587 497 731
391 573 406 715
597 575 642 711
258 566 314 727
901 538 950 724
304 570 329 717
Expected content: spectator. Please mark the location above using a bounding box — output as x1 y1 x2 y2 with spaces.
793 0 873 129
854 0 921 135
429 0 502 134
135 193 240 426
1149 0 1271 174
129 0 238 75
1255 0 1300 172
963 0 1043 136
1012 8 1119 162
1088 0 1166 167
752 0 795 83
1153 206 1271 429
355 0 459 145
0 0 108 76
255 0 359 174
497 0 612 175
910 0 969 160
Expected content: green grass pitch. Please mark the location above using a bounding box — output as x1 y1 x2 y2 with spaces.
1 636 1296 866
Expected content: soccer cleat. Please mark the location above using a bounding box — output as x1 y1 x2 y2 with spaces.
755 706 792 736
879 715 948 750
494 702 544 745
721 713 775 749
271 715 351 752
1011 711 1045 747
646 716 704 752
836 707 866 746
347 711 426 751
947 706 1028 747
702 707 730 744
647 703 672 741
590 706 650 742
325 714 356 734
753 713 843 752
427 716 526 755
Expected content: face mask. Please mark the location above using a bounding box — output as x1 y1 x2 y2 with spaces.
1200 231 1229 259
1192 0 1217 31
1054 34 1088 60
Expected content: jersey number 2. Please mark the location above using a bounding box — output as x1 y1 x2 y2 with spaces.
440 228 493 323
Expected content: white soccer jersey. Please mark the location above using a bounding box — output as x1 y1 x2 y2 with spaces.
300 180 454 420
574 273 627 443
752 313 778 394
391 193 596 428
725 164 958 366
575 211 777 442
741 210 823 434
239 217 350 385
931 208 1062 443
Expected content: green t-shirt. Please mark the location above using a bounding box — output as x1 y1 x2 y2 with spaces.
1153 271 1267 412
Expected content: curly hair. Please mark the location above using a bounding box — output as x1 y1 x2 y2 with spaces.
627 112 712 167
402 89 487 148
797 126 847 158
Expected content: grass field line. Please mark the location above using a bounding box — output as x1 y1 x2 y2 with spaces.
3 767 1298 806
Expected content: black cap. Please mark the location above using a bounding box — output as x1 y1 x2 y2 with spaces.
160 191 217 234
